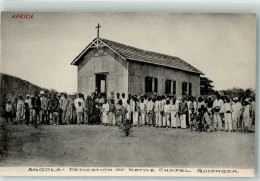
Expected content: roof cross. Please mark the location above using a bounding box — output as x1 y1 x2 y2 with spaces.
96 23 101 38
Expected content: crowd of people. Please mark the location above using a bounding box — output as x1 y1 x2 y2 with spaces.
1 90 255 133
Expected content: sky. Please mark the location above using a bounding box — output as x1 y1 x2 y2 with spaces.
1 12 256 93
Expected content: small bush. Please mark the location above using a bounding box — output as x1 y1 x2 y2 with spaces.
118 119 133 137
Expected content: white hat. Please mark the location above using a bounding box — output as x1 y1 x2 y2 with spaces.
233 97 238 101
40 90 45 95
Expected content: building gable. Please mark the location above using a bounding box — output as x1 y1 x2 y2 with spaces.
71 38 126 66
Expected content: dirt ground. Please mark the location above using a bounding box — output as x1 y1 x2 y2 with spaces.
0 124 255 168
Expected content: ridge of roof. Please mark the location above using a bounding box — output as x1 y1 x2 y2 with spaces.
100 38 203 74
71 37 203 75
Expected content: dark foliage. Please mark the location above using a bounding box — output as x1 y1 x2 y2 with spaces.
118 119 133 137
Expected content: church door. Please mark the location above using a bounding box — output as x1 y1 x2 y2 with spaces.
95 73 107 97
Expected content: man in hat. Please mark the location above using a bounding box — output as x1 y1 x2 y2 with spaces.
40 90 48 125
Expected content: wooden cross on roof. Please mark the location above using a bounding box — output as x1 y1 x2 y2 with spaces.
96 23 101 38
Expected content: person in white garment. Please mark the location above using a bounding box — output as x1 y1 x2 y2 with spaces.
160 96 166 127
231 97 242 131
139 97 146 125
242 98 252 133
121 93 128 109
102 98 109 126
131 96 137 126
143 94 149 125
179 96 188 129
16 95 24 124
193 96 198 113
108 99 116 126
170 97 178 128
74 93 85 124
125 99 131 121
164 99 171 128
39 91 48 125
60 93 69 125
213 94 224 131
154 96 161 127
175 97 182 128
146 97 154 126
223 97 233 132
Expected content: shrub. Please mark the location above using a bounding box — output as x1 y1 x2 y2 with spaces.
118 119 133 137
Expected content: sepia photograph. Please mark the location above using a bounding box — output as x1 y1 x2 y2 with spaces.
0 12 256 176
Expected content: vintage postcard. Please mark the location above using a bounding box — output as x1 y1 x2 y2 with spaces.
0 12 256 177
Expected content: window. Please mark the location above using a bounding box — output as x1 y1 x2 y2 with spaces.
182 82 188 95
154 78 158 93
165 80 177 95
172 80 176 94
188 83 192 96
145 76 158 93
145 77 153 93
165 80 172 94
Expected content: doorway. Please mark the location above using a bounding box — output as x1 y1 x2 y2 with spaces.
95 73 107 97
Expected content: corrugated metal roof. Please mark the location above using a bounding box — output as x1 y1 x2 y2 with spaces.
71 38 203 74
